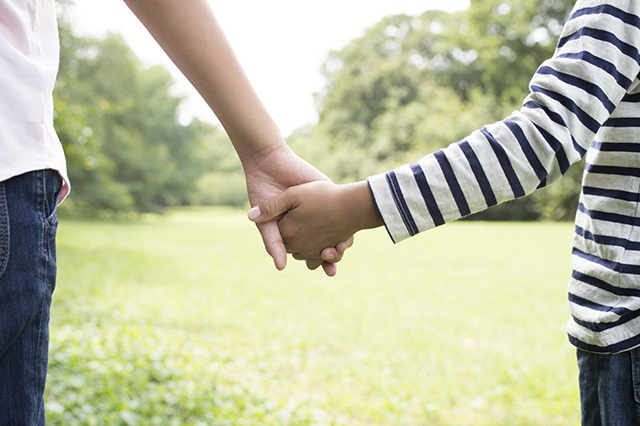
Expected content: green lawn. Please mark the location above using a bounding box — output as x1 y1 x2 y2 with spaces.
46 207 580 425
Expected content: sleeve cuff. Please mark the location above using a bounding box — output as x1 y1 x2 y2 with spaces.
367 172 413 244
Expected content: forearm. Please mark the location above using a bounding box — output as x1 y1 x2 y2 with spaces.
122 0 283 164
369 1 640 243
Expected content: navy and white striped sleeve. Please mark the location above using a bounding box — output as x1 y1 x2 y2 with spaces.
368 0 640 243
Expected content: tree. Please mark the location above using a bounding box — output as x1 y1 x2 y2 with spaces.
309 11 509 180
458 0 575 104
54 21 231 216
304 0 581 220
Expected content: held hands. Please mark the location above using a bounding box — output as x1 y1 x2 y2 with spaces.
243 144 351 276
248 180 383 274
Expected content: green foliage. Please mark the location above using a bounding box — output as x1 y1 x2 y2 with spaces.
54 20 236 217
55 0 581 220
311 12 480 180
190 172 248 207
186 128 247 207
47 208 580 425
302 0 580 220
462 0 574 104
47 306 320 425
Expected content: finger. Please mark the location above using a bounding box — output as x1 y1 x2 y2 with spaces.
256 221 287 271
320 247 343 263
294 252 316 261
322 262 337 277
247 191 295 224
292 252 307 261
305 259 323 270
336 236 355 253
319 237 354 262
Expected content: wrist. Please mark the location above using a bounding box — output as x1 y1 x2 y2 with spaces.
342 181 383 233
238 138 288 174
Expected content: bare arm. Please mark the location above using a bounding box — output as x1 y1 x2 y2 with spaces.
122 0 347 274
123 0 280 162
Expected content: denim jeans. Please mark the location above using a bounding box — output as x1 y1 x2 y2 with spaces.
577 347 640 426
0 170 61 425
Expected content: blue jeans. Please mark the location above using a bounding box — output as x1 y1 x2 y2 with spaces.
0 170 61 425
577 347 640 426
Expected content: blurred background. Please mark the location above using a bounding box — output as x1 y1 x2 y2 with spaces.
55 0 581 219
47 2 583 425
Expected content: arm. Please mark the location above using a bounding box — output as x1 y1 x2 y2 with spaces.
122 0 279 162
122 0 347 273
253 0 640 259
249 181 383 260
369 0 640 243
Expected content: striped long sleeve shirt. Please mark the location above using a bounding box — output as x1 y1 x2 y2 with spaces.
367 0 640 354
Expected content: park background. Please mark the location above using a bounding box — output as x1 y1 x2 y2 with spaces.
48 0 581 424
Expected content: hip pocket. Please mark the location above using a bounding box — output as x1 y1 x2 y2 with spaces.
0 183 8 278
41 170 61 259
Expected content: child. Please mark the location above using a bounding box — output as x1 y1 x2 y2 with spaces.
249 1 640 424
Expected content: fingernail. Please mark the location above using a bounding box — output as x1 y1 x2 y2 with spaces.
324 253 335 261
247 206 261 221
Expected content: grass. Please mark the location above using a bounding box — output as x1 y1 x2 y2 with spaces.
46 206 580 425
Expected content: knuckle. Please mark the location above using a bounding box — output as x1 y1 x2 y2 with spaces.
260 198 277 216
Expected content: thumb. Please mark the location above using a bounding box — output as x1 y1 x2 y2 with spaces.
247 191 296 223
256 221 287 271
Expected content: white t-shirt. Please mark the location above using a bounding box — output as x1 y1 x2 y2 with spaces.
0 0 69 201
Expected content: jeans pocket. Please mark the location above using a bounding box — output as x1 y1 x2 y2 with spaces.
42 171 61 261
631 347 640 404
0 183 8 279
42 170 61 225
44 197 59 230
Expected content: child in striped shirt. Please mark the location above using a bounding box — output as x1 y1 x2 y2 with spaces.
249 1 640 423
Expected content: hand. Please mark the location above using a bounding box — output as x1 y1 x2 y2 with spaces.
243 144 350 276
249 180 382 268
122 0 346 274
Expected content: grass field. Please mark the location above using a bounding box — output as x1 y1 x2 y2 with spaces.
45 207 580 425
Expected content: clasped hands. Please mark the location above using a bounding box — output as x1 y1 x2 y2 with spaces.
244 145 381 276
248 181 353 276
248 177 381 276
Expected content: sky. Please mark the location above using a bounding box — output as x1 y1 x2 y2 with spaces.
67 0 470 136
